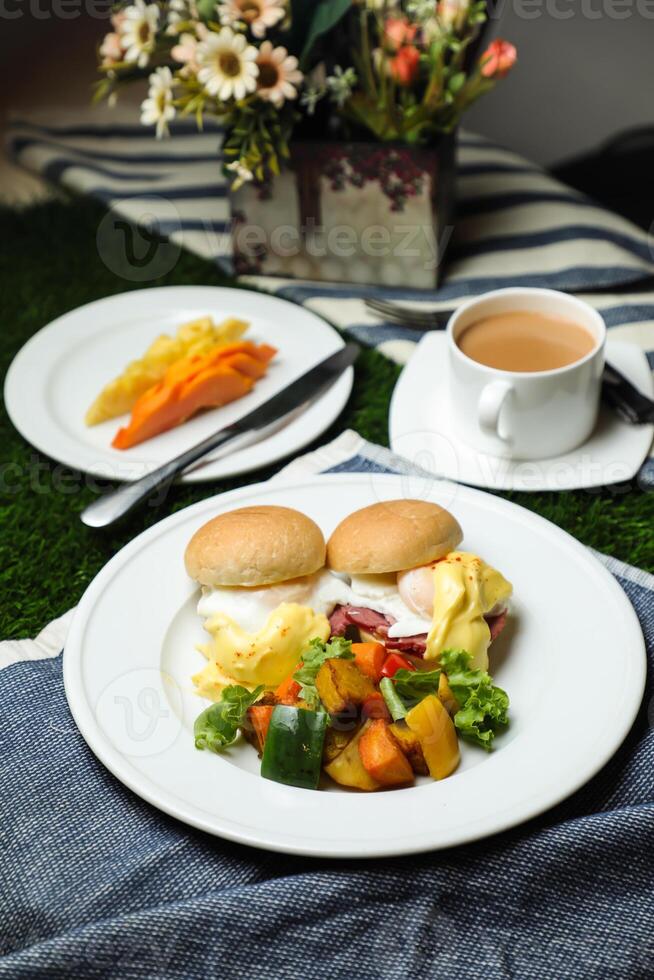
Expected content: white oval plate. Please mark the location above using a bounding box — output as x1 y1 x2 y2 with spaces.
4 286 353 483
390 333 654 492
63 474 645 858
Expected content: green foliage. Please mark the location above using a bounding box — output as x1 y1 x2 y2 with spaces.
288 0 353 66
196 0 215 20
439 650 509 750
194 685 264 751
393 668 442 707
221 99 296 185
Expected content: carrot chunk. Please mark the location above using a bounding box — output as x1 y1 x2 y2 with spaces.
247 705 274 754
361 692 391 722
351 641 387 683
358 719 414 786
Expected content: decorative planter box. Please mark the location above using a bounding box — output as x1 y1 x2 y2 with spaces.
230 135 456 289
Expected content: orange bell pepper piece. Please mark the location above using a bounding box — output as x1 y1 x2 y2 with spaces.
274 672 302 705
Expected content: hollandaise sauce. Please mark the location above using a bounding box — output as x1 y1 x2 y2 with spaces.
426 552 512 670
193 602 330 700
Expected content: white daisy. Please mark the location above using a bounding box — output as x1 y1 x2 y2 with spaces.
196 27 259 100
166 0 198 35
255 41 302 107
218 0 286 39
226 159 254 189
120 0 160 68
141 66 176 138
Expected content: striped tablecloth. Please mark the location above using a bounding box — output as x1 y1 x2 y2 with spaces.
7 108 654 481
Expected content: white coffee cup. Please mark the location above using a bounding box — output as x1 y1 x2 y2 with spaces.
447 288 606 460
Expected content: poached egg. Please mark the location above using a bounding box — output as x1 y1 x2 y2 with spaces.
398 551 512 669
193 552 512 699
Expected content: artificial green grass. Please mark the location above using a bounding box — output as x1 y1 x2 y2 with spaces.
1 197 653 639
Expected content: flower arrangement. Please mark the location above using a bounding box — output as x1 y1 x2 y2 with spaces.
96 0 516 189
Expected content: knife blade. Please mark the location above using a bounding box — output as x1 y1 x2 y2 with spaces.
81 341 359 529
601 360 654 425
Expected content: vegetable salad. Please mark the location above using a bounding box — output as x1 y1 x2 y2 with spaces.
194 637 509 792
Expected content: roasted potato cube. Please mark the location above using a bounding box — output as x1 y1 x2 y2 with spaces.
324 721 380 791
315 658 376 714
323 725 358 763
389 721 429 776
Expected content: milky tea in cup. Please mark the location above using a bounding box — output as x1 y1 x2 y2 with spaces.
457 311 596 374
446 289 606 460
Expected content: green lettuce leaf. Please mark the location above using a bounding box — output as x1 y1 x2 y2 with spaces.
194 684 264 753
392 668 441 706
439 649 509 750
293 636 354 709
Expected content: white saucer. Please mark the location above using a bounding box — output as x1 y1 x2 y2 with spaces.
389 333 654 492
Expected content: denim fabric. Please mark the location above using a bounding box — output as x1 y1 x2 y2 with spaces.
1 455 653 980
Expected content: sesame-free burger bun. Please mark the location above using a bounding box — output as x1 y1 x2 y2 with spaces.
184 505 326 587
327 499 462 574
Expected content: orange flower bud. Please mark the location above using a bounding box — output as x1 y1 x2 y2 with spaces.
390 45 421 86
480 39 517 79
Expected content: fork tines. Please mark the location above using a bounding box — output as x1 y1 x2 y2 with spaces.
365 297 453 330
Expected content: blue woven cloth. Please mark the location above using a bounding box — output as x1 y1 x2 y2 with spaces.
1 440 653 979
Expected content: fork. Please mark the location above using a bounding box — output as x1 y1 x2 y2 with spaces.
365 297 654 424
365 297 455 330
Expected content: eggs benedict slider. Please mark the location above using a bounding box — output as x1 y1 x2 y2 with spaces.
325 499 512 670
185 505 331 700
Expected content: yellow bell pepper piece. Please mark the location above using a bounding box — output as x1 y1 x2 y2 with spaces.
405 694 460 780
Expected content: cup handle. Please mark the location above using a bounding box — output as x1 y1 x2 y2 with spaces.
478 381 514 441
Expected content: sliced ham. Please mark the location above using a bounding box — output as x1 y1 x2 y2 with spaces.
385 634 427 655
329 603 508 655
328 605 391 637
486 609 508 642
327 605 352 637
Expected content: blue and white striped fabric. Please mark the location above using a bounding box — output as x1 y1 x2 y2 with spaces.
1 432 653 979
7 110 654 445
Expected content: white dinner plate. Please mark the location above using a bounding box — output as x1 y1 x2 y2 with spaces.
63 474 645 858
4 286 353 483
390 333 654 492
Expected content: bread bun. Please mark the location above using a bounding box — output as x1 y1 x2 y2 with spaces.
185 505 326 587
327 499 462 574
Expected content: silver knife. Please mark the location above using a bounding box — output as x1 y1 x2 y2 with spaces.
81 341 359 529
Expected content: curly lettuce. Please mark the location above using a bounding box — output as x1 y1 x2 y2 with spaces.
439 649 509 750
194 684 265 753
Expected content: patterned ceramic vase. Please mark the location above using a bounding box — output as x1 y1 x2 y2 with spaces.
230 134 456 288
